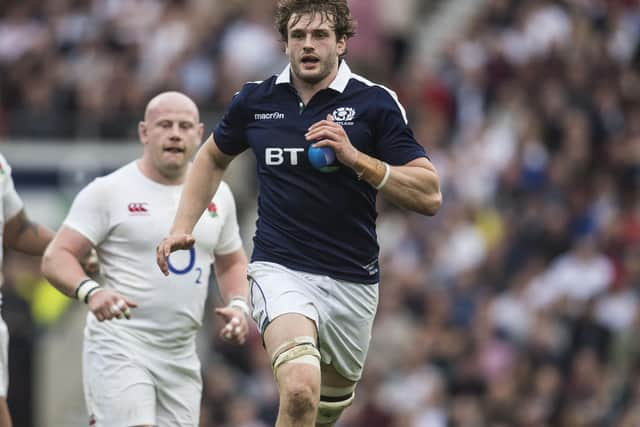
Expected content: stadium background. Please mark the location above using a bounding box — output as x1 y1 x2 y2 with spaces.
1 0 640 426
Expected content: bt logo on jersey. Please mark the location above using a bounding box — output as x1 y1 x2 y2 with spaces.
265 147 305 165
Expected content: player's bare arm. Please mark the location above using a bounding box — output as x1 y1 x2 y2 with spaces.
371 156 441 215
213 249 250 344
42 226 137 321
156 135 237 275
3 209 54 255
5 209 98 272
306 116 442 216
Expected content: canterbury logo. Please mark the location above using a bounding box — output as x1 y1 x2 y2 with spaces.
128 202 149 214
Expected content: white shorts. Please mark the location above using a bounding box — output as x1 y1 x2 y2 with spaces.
83 329 202 427
248 261 379 382
0 318 8 397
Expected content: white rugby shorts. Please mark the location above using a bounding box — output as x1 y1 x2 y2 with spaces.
248 261 379 382
0 318 8 397
83 328 201 427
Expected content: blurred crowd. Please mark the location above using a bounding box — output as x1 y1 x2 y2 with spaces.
3 0 640 426
0 0 425 140
363 0 640 426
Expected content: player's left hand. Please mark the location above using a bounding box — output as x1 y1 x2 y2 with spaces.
306 114 359 167
215 306 250 344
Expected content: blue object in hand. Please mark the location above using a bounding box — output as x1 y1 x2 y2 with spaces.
308 146 336 171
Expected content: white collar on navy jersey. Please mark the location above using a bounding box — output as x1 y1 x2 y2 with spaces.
275 60 352 93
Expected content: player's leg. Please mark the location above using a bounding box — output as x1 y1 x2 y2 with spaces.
264 313 321 427
0 319 12 427
313 276 379 426
248 262 324 427
316 363 357 427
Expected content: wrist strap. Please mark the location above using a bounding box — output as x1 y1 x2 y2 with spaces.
375 162 391 190
75 279 103 304
353 152 388 189
228 297 250 317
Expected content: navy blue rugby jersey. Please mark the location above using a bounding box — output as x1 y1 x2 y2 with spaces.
213 61 427 284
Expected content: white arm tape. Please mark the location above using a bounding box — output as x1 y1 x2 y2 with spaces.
228 297 250 317
375 162 391 190
75 279 103 304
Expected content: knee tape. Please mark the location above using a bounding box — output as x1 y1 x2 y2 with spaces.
271 336 321 374
317 384 356 425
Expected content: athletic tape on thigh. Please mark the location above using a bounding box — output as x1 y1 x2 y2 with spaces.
272 336 321 372
321 384 356 397
317 384 356 425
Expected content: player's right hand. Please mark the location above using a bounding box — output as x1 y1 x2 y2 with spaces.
215 305 250 345
87 289 138 321
156 234 196 276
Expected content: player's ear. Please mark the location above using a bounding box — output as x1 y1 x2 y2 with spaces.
197 122 204 140
337 36 346 56
138 121 148 145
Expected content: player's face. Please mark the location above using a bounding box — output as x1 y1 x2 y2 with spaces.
140 109 202 179
285 12 346 86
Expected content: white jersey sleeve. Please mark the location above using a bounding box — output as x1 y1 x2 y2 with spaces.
0 154 24 291
213 182 243 256
0 155 23 222
63 178 110 245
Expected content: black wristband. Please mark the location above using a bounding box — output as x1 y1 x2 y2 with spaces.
84 285 102 304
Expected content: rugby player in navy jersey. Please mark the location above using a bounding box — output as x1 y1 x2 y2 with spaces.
157 1 441 426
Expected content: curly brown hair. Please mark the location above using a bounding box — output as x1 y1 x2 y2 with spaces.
275 0 357 42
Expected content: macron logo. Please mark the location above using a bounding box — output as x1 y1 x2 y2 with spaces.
255 112 285 120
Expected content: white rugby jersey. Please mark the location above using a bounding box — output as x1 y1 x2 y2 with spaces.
0 154 24 291
64 161 242 349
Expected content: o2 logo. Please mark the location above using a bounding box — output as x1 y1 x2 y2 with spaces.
167 247 202 284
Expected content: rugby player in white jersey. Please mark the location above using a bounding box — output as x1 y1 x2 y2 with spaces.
41 92 250 427
0 154 55 427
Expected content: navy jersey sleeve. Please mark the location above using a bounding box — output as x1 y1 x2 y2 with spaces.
213 85 251 155
373 88 427 165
